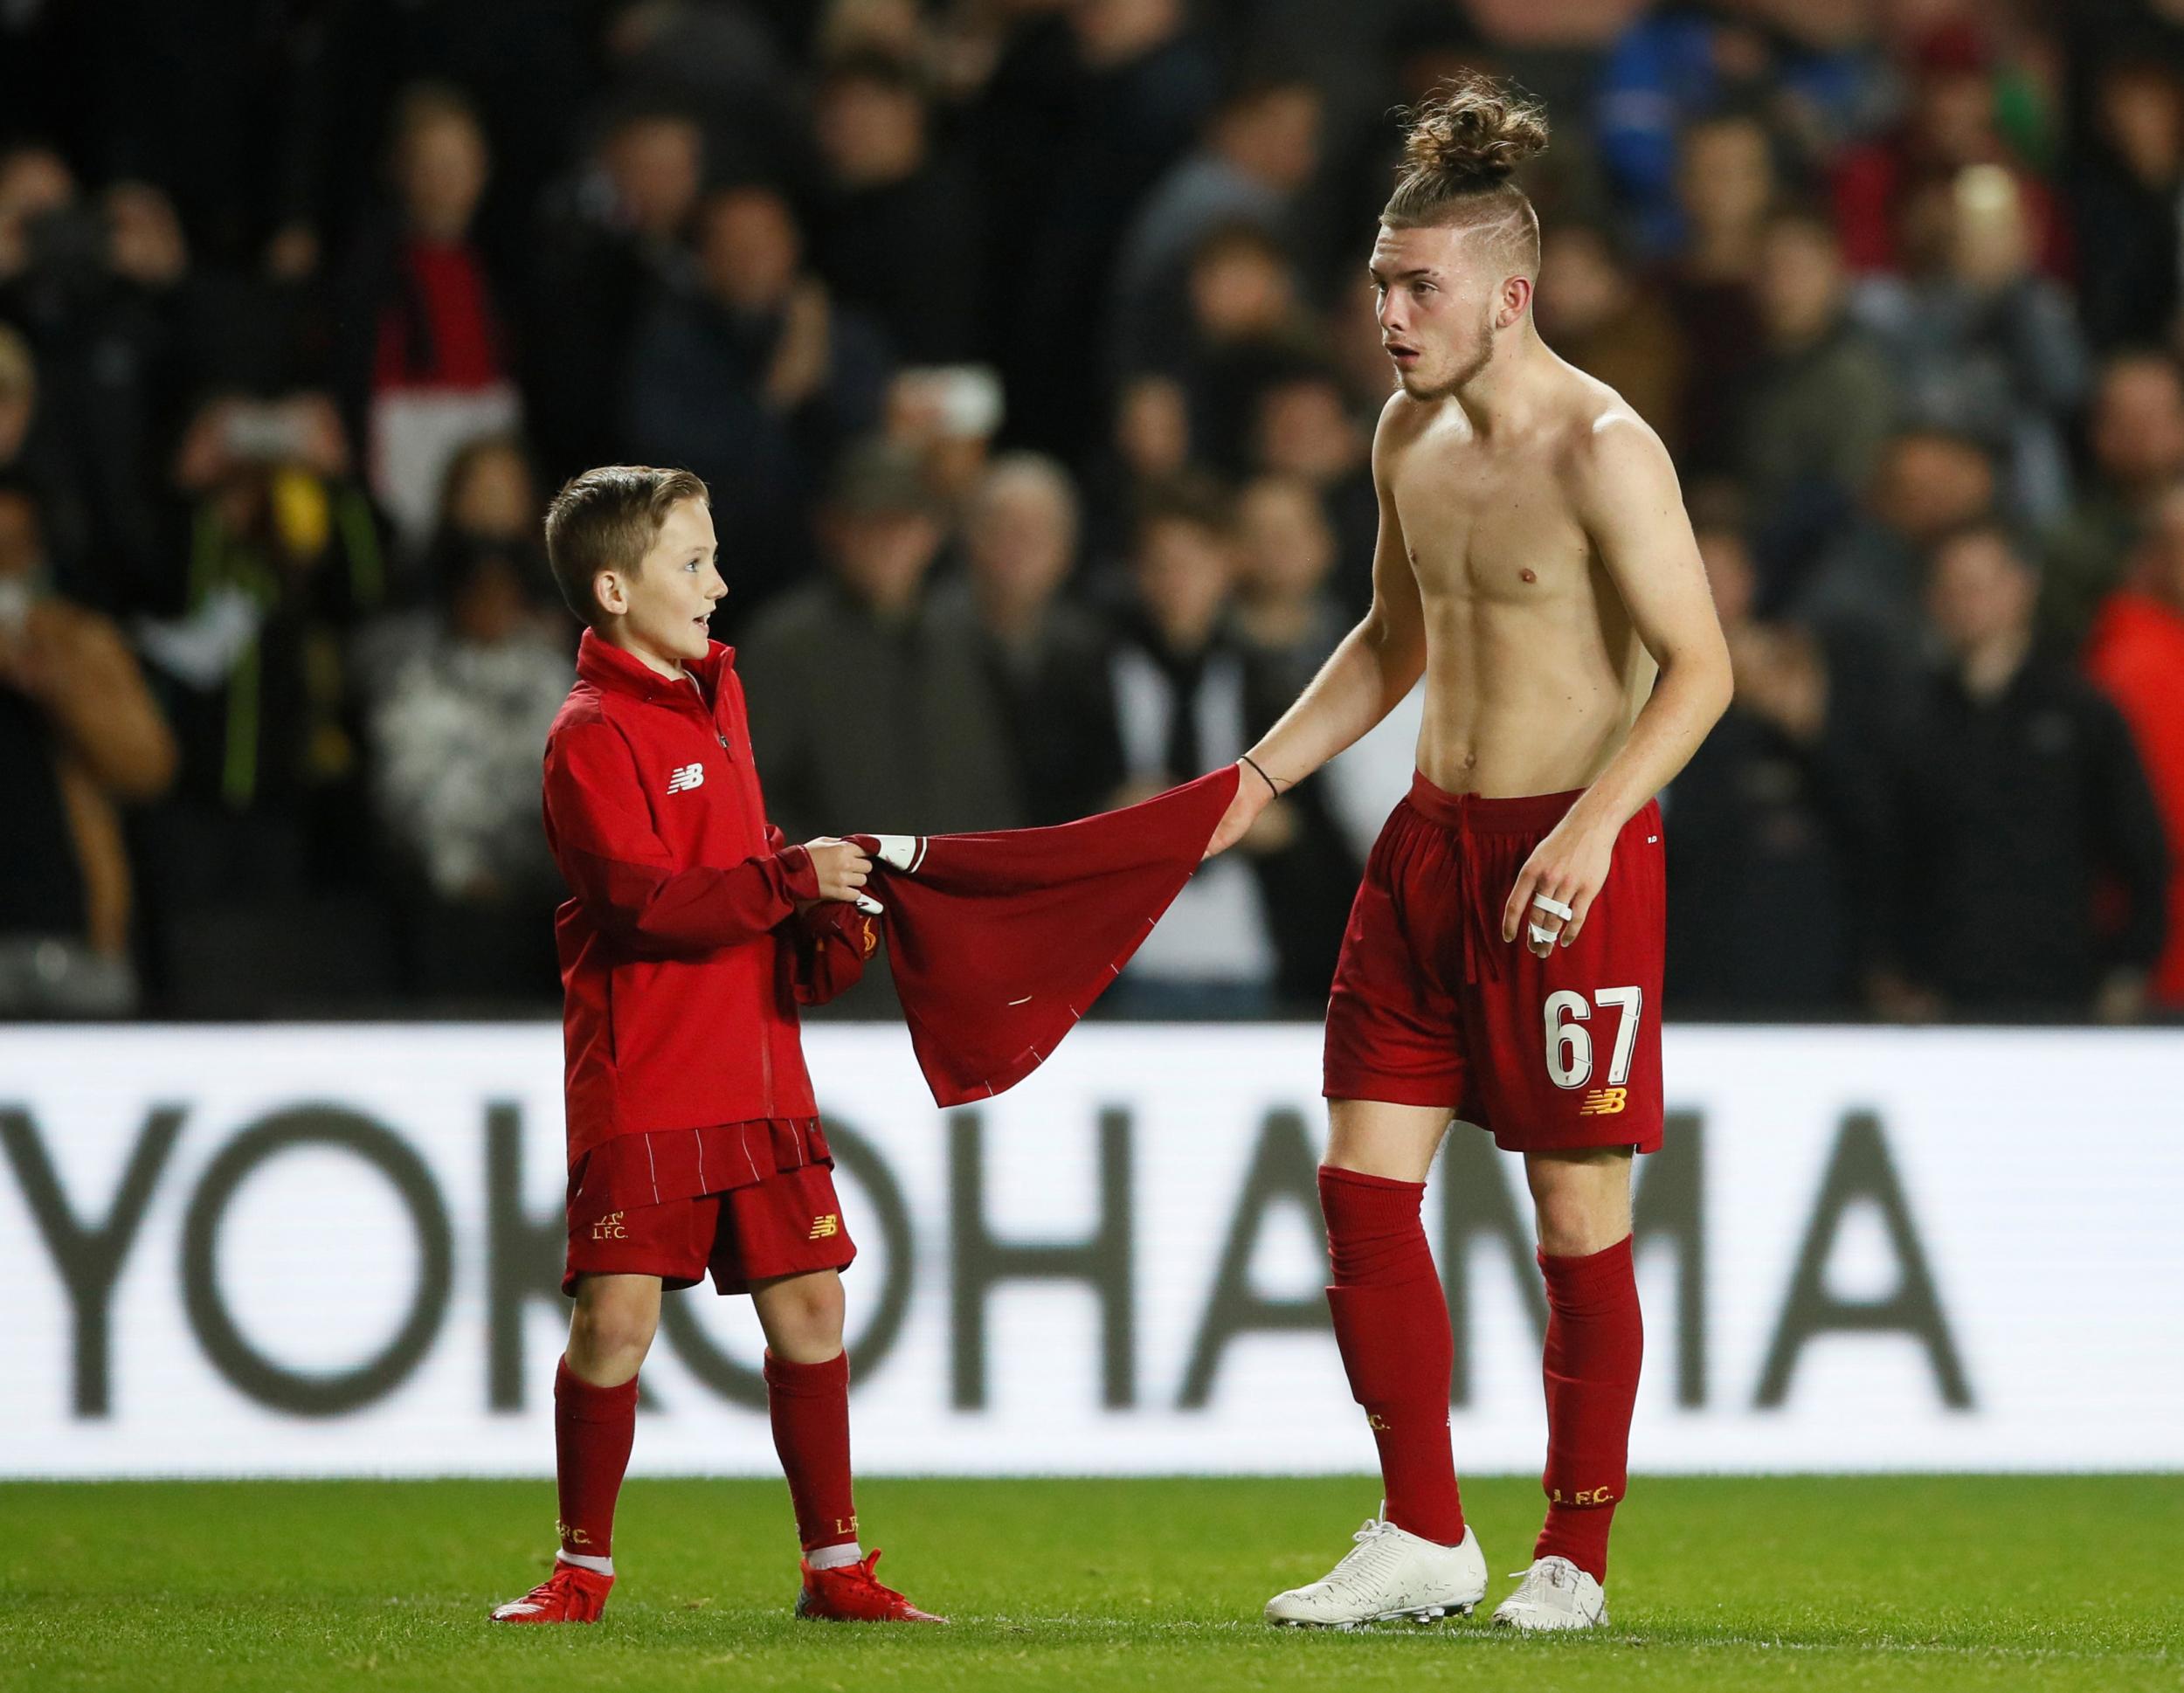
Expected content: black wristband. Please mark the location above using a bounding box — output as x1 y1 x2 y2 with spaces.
1241 754 1282 798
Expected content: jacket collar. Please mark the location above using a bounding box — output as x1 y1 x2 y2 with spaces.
577 628 735 708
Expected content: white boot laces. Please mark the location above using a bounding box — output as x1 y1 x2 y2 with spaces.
1507 1556 1581 1604
1322 1518 1406 1594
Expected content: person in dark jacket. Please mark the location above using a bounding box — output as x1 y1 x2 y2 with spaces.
736 438 1023 850
1665 516 1896 1016
526 107 706 481
1877 521 2169 1021
620 183 893 626
812 51 985 364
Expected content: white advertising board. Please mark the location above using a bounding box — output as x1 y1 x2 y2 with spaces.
1 1024 2178 1476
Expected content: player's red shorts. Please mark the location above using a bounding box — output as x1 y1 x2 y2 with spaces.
563 1118 857 1296
1324 772 1666 1155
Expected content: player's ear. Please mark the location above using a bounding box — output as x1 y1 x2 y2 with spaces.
1499 274 1532 328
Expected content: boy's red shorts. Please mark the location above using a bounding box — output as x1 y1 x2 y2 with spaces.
563 1119 858 1296
1324 772 1666 1155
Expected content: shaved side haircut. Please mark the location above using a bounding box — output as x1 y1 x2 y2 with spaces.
1382 72 1550 278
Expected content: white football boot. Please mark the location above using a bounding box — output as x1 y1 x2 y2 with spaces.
1490 1555 1608 1631
1264 1512 1488 1629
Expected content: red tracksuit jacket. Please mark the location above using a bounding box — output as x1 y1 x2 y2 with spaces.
543 630 827 1165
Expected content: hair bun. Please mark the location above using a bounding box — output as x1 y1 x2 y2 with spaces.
1399 72 1549 189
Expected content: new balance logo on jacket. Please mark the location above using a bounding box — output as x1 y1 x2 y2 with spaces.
666 763 705 793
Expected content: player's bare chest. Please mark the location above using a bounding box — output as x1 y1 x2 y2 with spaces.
1390 445 1590 602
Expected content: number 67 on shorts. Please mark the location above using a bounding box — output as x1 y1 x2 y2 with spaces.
1323 782 1666 1157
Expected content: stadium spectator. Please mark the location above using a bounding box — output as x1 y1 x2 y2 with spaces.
1657 112 1774 479
1794 428 1997 659
1594 4 1880 255
526 108 706 480
621 183 893 625
970 0 1219 458
354 433 552 693
1324 269 1401 414
594 0 805 170
813 50 985 364
337 84 522 554
1664 511 1890 1016
2044 350 2184 648
738 439 1021 848
1740 207 1897 571
1248 363 1376 614
1234 473 1344 701
883 364 1004 512
0 323 91 601
2086 482 2184 1010
2072 56 2184 350
1231 472 1359 1008
1083 370 1194 569
1849 164 2088 522
1 162 204 608
1100 476 1276 1016
0 476 176 1014
364 535 571 1001
1831 22 2068 280
1112 71 1324 375
947 452 1122 827
1169 222 1323 477
1876 522 2167 1022
429 433 543 555
134 390 389 985
0 143 76 296
1535 219 1687 456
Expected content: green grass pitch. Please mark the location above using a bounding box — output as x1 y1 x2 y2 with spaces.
3 1475 2178 1692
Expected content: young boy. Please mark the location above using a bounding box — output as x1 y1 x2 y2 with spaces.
491 465 942 1626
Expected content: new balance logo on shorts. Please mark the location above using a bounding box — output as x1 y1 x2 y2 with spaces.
666 763 704 793
1579 1087 1628 1116
807 1213 840 1240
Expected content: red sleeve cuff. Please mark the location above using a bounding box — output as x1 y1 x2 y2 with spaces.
778 842 821 903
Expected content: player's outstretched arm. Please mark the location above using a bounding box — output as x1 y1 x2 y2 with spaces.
1501 415 1731 954
1206 399 1428 858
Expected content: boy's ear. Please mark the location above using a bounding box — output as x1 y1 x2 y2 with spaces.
593 568 626 618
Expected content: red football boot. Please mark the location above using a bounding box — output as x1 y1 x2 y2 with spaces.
489 1561 614 1623
795 1551 946 1623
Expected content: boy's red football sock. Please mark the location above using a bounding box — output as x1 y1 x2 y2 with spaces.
1533 1235 1643 1584
555 1355 639 1562
764 1349 860 1555
1318 1165 1466 1547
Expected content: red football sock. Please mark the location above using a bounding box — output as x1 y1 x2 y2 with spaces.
1533 1236 1643 1584
764 1349 860 1553
554 1355 639 1560
1318 1165 1465 1546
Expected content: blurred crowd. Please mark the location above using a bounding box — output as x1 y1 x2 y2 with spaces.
1 0 2180 1023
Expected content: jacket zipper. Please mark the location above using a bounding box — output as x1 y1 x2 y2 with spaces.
689 671 773 1113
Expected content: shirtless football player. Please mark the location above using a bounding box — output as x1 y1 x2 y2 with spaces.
1205 74 1731 1632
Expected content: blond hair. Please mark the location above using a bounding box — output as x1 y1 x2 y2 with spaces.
1383 72 1549 275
